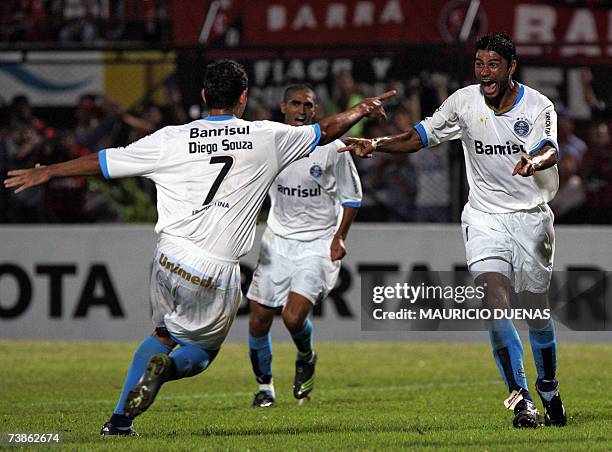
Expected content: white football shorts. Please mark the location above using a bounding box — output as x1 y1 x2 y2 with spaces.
247 228 341 307
461 202 555 293
150 235 242 350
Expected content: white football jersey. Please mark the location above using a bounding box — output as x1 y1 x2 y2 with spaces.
415 83 559 213
267 139 362 241
99 116 320 260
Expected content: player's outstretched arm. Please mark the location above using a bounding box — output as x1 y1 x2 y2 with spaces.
512 145 558 177
338 129 424 158
317 90 396 146
4 152 102 193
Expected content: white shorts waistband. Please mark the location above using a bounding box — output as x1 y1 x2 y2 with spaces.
159 234 239 265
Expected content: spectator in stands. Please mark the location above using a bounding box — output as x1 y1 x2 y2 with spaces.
1 100 46 222
401 72 451 121
398 74 453 222
549 154 586 223
558 108 587 164
38 128 90 222
581 121 612 224
385 152 418 222
580 68 611 122
359 121 418 223
355 121 393 221
9 95 37 129
59 16 98 44
123 102 165 142
164 82 189 125
325 72 365 137
74 94 122 150
0 0 171 44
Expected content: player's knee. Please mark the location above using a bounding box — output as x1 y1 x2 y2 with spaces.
283 293 312 329
153 328 177 348
476 273 511 309
282 309 307 333
191 348 219 376
526 317 551 331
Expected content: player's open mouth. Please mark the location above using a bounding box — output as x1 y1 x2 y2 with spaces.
295 116 306 123
481 79 497 95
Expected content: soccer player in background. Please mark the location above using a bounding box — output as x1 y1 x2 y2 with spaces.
339 32 567 428
5 60 394 436
247 84 362 407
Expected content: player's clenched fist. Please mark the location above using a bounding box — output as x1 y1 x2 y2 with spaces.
330 235 347 261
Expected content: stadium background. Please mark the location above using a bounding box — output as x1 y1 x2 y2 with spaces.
0 1 611 449
1 0 610 341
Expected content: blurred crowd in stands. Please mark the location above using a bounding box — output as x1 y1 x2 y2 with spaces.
0 0 171 45
1 1 610 224
0 83 186 223
2 65 610 225
548 68 612 224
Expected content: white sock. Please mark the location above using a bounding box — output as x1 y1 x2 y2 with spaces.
258 380 275 398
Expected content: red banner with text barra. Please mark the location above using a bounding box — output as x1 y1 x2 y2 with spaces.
172 1 612 63
241 0 447 45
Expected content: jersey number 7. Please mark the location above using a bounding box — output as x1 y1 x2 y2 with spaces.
203 156 234 205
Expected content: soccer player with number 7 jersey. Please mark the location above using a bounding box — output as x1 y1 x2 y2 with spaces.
4 60 395 436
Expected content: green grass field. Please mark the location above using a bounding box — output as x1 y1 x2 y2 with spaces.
1 341 611 451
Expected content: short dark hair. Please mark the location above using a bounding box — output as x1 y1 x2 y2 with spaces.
203 60 248 109
283 83 316 103
475 32 516 65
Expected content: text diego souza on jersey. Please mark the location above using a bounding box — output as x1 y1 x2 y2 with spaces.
189 126 253 154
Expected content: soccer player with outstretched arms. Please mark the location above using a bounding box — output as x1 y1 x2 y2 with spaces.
339 33 566 429
5 60 395 436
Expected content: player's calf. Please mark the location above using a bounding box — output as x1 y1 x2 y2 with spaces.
124 354 174 419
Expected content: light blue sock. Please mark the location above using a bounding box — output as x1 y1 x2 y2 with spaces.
169 344 218 379
488 319 531 400
291 319 313 362
529 319 557 390
249 334 272 384
113 335 172 415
